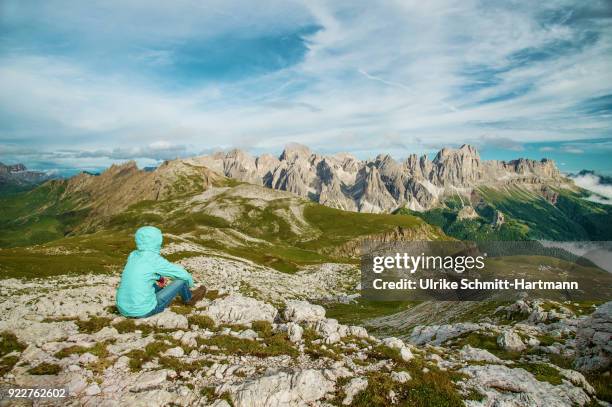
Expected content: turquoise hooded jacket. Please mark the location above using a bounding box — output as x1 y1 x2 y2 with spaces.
116 226 194 317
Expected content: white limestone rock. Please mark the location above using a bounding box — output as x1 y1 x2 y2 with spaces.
283 300 326 323
130 369 170 392
217 368 334 407
574 301 611 372
497 330 526 352
206 294 277 325
409 323 482 345
390 371 411 383
163 346 185 358
287 323 303 343
459 345 502 363
139 311 188 330
342 377 368 405
460 364 591 406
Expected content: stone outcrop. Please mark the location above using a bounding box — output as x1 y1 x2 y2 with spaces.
217 368 335 407
205 294 278 324
497 330 526 352
574 301 612 372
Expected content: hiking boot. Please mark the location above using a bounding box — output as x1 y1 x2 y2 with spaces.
185 286 207 306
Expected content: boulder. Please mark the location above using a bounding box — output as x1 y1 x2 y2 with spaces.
163 347 185 358
218 369 334 407
139 311 188 330
130 370 170 392
458 345 502 363
287 323 303 343
206 294 277 325
390 371 411 383
574 301 612 372
283 300 326 323
460 364 590 406
497 330 526 352
348 326 368 339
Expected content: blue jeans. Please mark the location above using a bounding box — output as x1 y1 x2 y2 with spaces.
141 279 192 317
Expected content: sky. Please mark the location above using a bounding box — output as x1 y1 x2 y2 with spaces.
0 0 611 175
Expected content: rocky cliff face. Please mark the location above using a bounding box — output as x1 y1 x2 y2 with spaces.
0 162 48 190
193 144 563 213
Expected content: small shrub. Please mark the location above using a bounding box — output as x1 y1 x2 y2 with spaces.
54 342 109 359
251 320 273 338
76 316 112 334
0 355 20 376
28 362 62 375
126 341 174 371
197 334 297 358
586 371 612 403
104 305 121 315
0 331 26 357
113 319 157 336
188 315 215 330
171 305 192 315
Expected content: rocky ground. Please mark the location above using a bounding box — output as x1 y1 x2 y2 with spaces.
0 257 610 406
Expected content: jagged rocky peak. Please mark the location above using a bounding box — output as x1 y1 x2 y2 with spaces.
0 162 27 173
195 143 564 214
279 142 312 162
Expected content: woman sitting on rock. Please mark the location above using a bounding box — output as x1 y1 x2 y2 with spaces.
116 226 206 317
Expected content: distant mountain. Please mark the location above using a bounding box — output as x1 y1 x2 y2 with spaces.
192 144 564 213
0 162 49 194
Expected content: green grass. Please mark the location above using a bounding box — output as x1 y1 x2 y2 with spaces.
324 299 415 327
451 332 521 360
54 341 110 359
0 181 89 248
0 355 20 376
28 362 62 375
0 230 132 279
187 315 216 330
126 340 175 371
301 204 427 249
586 371 612 403
196 332 298 358
0 331 26 357
75 316 113 334
350 348 465 407
514 362 563 385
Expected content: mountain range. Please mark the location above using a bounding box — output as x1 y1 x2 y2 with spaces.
193 143 563 213
1 143 611 259
0 162 49 194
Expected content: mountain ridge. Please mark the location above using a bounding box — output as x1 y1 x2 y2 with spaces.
192 143 566 213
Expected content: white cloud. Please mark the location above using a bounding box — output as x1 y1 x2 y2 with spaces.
0 0 611 167
569 173 612 205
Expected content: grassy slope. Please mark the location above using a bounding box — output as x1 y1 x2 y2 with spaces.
399 186 612 241
0 181 89 248
0 181 436 277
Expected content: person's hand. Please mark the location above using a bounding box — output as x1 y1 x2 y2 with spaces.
156 277 168 288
